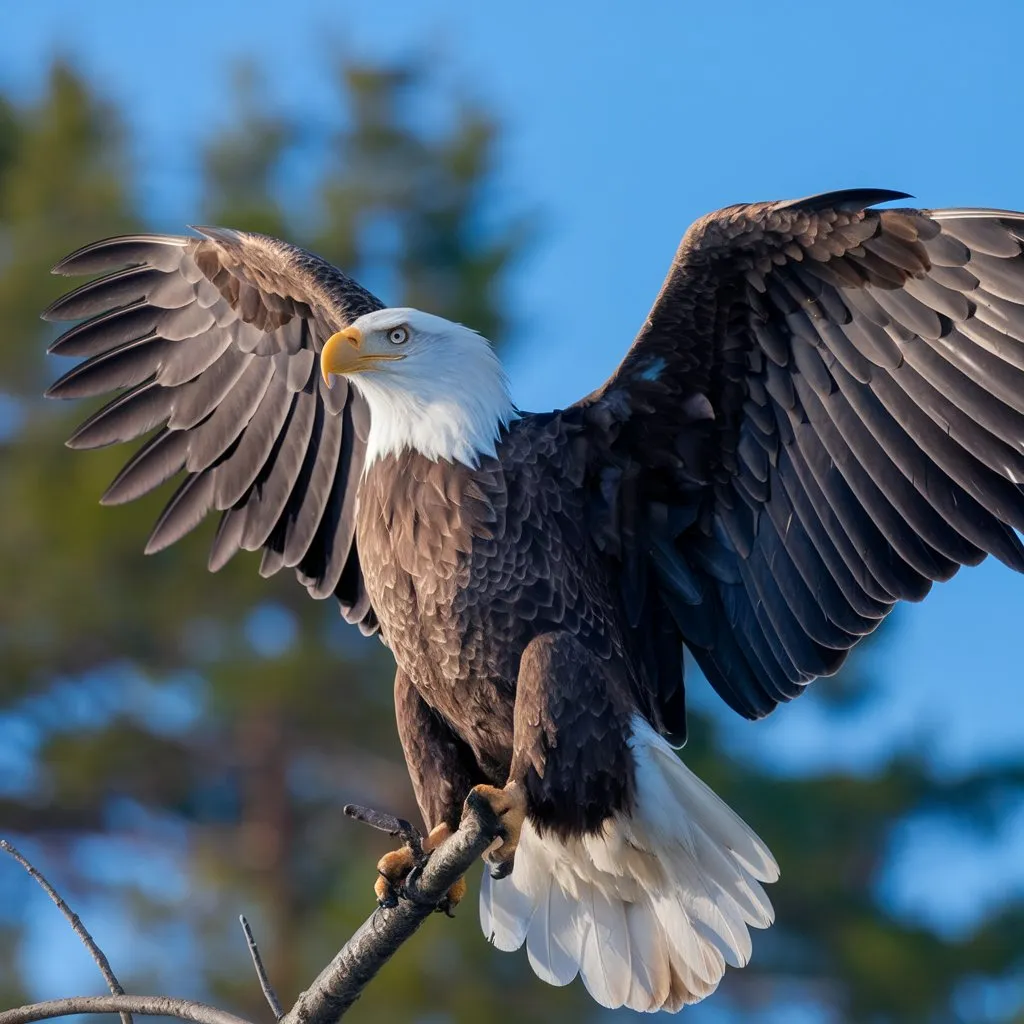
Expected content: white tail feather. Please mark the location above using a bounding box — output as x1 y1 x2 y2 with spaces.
479 716 779 1013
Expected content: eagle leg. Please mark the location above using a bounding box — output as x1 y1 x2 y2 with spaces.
374 823 468 911
390 670 481 910
465 781 526 879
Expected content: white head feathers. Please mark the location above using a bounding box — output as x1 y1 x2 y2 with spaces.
336 307 517 468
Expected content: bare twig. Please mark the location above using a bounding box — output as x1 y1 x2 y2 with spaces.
239 915 284 1021
281 791 503 1024
0 840 133 1024
2 794 503 1024
0 996 254 1024
343 803 423 861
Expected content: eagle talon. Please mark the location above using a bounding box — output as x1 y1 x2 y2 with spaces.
436 875 467 916
374 866 404 908
466 781 526 878
372 822 465 912
401 863 435 908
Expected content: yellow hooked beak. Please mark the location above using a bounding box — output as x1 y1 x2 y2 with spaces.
320 325 404 387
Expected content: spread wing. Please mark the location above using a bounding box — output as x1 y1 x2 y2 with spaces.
44 228 383 633
578 188 1024 721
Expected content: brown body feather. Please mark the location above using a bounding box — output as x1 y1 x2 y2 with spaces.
359 417 642 836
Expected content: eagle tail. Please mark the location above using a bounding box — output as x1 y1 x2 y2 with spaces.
478 716 779 1012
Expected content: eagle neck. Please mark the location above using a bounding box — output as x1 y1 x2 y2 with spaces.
352 365 516 470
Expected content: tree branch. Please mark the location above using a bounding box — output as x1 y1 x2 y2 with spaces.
281 789 501 1024
2 793 503 1024
239 915 284 1021
0 996 254 1024
0 840 133 1024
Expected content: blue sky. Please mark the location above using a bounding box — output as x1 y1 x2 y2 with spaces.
3 0 1024 977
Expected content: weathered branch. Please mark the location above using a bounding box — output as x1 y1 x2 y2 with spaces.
341 804 424 862
0 840 133 1024
239 915 284 1021
2 793 503 1024
280 790 502 1024
0 996 254 1024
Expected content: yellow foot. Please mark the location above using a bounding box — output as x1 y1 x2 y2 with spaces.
373 822 466 913
466 781 527 879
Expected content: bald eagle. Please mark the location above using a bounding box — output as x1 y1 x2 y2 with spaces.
44 189 1024 1012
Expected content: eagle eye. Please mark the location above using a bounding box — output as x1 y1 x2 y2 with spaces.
387 326 410 346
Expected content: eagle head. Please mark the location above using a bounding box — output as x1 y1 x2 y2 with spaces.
320 307 515 467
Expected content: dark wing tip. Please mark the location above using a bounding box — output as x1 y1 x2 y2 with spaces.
40 295 70 322
49 233 189 278
777 188 915 213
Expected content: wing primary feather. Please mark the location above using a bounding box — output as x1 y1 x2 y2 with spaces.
739 538 849 677
66 381 174 450
791 377 950 592
830 380 987 567
282 395 342 568
100 428 190 506
306 392 365 600
43 265 191 321
211 376 294 510
184 355 274 473
828 358 1023 568
242 390 317 552
900 340 1024 473
722 580 806 700
51 234 188 276
46 333 171 399
145 472 216 554
47 301 159 357
774 444 894 614
168 343 252 430
208 506 249 572
930 324 1024 409
758 475 883 636
869 366 1024 531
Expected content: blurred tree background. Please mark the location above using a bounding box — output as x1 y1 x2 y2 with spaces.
0 56 1022 1024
